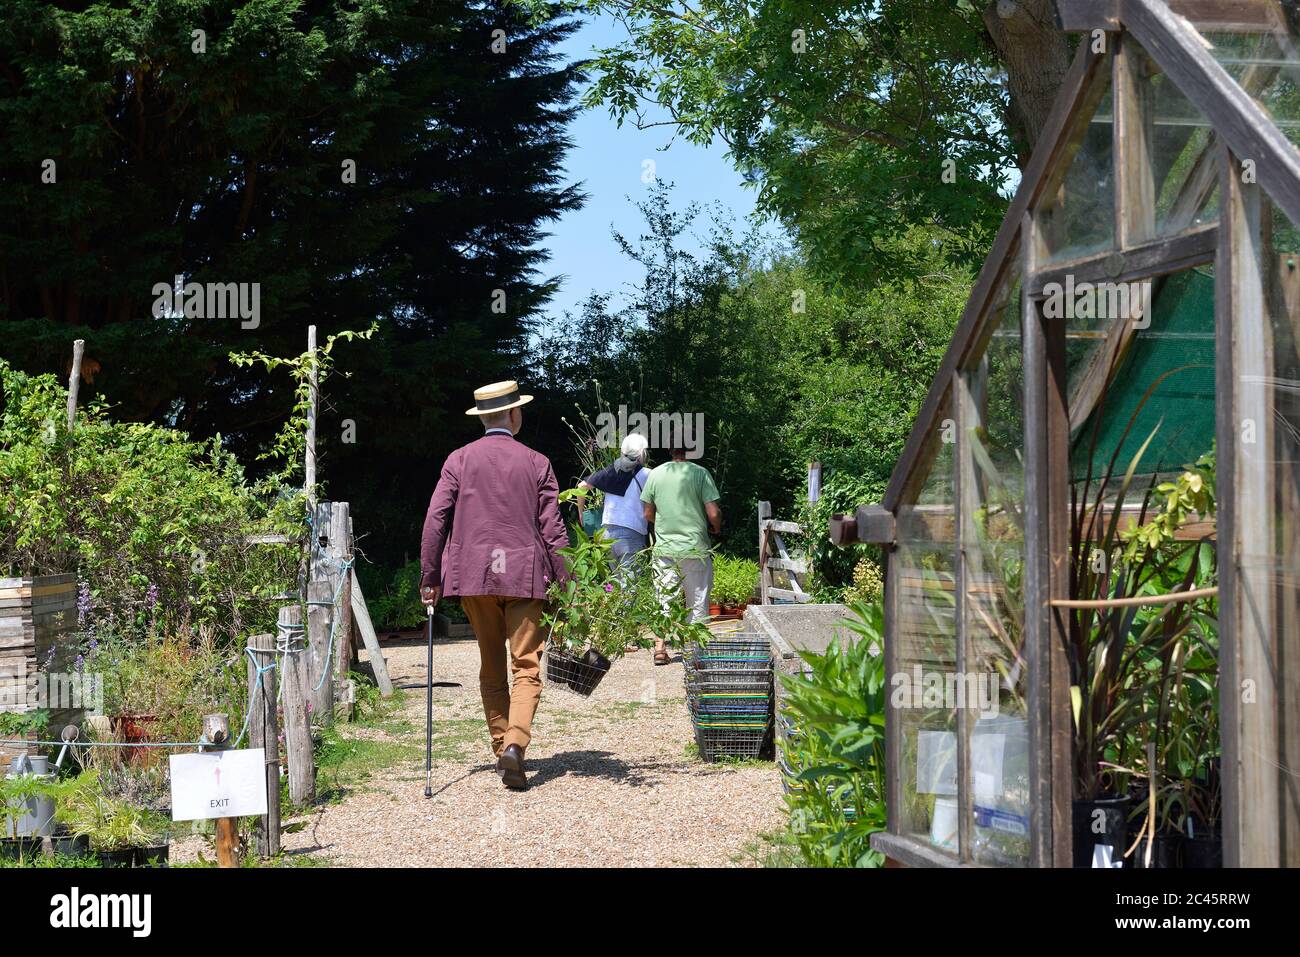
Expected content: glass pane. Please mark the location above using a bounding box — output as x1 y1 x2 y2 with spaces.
1036 80 1114 263
961 277 1030 866
1069 267 1216 480
893 396 958 855
1134 48 1220 239
1202 26 1300 151
1233 194 1300 859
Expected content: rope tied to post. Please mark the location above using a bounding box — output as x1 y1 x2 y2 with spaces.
311 555 356 693
233 644 277 749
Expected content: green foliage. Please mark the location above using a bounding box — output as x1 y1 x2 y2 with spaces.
537 186 969 560
1120 448 1216 562
779 601 887 867
710 553 758 606
228 324 376 484
543 523 709 659
0 360 299 642
0 709 49 739
57 772 167 851
1070 434 1219 808
513 0 1015 285
83 630 245 744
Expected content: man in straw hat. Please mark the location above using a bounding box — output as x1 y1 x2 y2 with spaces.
420 380 569 790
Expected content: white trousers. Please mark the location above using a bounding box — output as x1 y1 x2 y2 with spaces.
654 555 713 624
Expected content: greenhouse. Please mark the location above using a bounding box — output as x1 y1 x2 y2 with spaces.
831 0 1300 867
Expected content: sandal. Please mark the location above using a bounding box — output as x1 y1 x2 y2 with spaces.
654 649 671 666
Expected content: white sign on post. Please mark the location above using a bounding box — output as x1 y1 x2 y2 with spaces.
168 749 268 822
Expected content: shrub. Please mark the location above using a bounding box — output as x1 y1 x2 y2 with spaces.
0 360 299 643
779 601 887 867
842 556 884 606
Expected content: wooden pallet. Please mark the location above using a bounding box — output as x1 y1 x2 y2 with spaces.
0 576 80 762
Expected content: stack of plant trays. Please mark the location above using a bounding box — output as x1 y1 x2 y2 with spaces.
683 633 773 761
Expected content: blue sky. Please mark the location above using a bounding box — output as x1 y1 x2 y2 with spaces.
536 13 786 327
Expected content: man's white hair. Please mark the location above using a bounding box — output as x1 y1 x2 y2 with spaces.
621 433 649 459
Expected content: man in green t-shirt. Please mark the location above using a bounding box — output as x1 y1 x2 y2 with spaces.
640 444 722 664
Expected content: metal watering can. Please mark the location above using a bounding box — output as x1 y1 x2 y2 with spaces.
5 754 56 838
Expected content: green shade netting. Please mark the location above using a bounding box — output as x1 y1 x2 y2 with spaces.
1071 267 1216 479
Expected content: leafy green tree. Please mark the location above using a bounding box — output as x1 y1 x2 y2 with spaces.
535 184 969 571
513 0 1072 284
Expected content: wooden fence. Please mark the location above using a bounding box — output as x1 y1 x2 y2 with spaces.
757 501 811 604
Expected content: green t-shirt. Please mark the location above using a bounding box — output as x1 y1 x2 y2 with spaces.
640 460 721 557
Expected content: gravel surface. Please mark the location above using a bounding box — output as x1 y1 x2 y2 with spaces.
175 623 785 867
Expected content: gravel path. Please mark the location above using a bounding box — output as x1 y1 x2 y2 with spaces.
178 623 785 867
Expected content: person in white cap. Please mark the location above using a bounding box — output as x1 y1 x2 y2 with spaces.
575 433 652 576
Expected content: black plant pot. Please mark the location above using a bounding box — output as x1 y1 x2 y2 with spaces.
0 836 43 860
1129 832 1182 868
1073 795 1132 868
571 649 611 696
135 843 169 868
98 848 136 868
1185 832 1223 868
49 832 90 858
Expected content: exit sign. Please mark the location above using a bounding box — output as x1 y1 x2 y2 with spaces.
169 749 268 822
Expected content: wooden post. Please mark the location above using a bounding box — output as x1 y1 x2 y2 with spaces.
66 339 85 430
279 605 315 805
350 571 393 697
305 325 318 512
757 501 771 605
246 633 281 858
306 578 335 720
328 502 354 689
201 713 240 868
807 461 822 504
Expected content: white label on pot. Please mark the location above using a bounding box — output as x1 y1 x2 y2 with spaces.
169 749 268 821
916 730 957 795
1091 844 1122 868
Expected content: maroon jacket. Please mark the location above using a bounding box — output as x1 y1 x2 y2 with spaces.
419 431 569 599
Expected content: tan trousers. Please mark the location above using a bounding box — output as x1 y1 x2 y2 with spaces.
459 595 546 756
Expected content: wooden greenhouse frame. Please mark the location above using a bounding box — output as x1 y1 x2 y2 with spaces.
830 0 1300 867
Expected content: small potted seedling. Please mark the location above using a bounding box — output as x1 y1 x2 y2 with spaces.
58 772 167 867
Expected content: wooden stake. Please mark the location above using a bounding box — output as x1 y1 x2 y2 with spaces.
350 571 393 697
66 339 85 430
331 502 354 688
246 634 281 858
305 325 318 512
280 604 315 806
201 713 240 868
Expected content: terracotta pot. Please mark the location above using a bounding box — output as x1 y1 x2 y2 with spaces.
110 712 160 768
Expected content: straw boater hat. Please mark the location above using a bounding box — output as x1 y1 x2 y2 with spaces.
465 380 534 416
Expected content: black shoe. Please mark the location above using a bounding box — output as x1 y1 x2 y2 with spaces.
496 744 527 791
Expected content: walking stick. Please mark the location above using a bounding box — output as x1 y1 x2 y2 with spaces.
424 603 435 798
